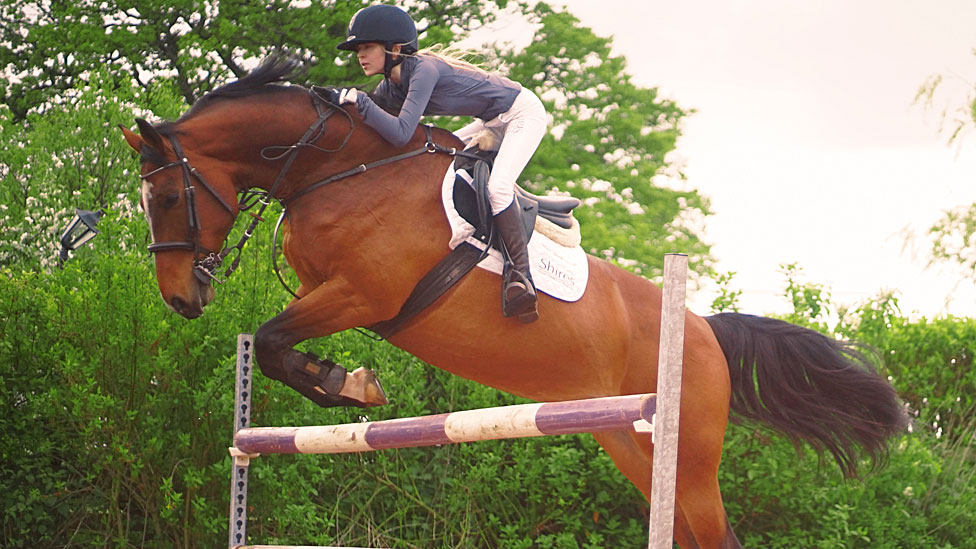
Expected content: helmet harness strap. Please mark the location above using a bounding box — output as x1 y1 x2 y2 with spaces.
383 44 406 78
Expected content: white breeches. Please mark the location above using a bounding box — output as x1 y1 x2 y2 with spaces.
454 88 548 215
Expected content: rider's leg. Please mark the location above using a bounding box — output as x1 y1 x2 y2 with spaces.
486 88 548 215
488 89 548 323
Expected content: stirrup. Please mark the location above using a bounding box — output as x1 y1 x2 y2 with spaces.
502 271 538 324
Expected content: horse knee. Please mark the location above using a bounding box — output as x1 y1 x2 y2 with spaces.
253 321 290 381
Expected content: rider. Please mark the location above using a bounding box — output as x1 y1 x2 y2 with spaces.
335 4 546 324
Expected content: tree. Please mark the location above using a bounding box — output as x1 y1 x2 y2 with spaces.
0 0 510 120
916 66 976 278
0 69 159 270
497 4 712 281
2 1 713 280
0 0 514 269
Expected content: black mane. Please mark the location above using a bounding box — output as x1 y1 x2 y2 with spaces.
158 55 305 134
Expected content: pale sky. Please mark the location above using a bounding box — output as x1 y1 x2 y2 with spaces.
543 0 976 319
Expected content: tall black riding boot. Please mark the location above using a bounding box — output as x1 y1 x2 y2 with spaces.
494 202 539 323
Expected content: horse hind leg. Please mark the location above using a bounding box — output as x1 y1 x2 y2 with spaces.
592 424 742 548
670 379 742 547
674 457 741 549
591 430 698 547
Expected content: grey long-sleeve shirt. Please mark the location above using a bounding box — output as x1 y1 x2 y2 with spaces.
355 54 522 146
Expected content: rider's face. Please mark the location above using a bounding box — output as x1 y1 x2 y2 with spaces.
355 42 387 77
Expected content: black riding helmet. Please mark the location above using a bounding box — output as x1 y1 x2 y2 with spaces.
337 5 419 76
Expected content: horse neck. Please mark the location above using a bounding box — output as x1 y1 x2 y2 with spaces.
176 90 329 196
179 92 457 250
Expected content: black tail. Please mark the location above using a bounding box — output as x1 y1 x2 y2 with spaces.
705 313 908 477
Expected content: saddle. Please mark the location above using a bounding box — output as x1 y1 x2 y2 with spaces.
451 147 581 250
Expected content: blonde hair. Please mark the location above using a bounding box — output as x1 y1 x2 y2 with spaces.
391 43 489 75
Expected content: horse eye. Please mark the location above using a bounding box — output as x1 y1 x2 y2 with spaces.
162 193 180 209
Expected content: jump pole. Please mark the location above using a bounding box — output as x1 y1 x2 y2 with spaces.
227 253 688 549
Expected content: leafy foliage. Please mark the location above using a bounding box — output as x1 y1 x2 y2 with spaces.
0 69 165 270
709 271 742 313
2 2 974 547
717 271 976 549
777 262 833 332
915 58 976 281
929 202 976 275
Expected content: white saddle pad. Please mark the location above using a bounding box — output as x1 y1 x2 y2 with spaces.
441 162 589 302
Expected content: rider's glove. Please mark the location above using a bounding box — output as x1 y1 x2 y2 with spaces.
328 87 359 105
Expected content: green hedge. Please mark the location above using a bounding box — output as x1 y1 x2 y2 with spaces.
0 224 651 547
4 236 976 547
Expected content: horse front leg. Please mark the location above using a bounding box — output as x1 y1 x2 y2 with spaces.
253 281 387 408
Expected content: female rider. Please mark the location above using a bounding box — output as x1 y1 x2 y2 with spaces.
334 4 547 324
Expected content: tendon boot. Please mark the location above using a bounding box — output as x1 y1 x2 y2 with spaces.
494 202 539 323
282 350 388 408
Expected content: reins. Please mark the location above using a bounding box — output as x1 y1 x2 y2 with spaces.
279 128 454 206
215 94 339 283
142 87 479 298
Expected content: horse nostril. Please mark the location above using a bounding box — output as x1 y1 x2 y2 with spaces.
171 296 188 315
170 295 202 319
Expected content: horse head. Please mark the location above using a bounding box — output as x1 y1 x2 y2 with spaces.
121 117 239 318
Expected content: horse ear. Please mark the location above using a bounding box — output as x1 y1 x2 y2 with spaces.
119 124 145 153
134 118 165 154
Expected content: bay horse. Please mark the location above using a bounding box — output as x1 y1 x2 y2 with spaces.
121 58 906 548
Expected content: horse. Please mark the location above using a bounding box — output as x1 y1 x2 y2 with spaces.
120 58 906 548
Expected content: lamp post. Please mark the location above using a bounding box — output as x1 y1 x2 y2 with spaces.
58 208 103 265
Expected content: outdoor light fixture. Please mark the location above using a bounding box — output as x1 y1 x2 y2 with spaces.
58 208 103 265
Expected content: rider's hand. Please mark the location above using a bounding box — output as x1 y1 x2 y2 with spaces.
336 88 359 105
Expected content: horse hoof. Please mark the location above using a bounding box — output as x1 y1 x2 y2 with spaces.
339 367 389 407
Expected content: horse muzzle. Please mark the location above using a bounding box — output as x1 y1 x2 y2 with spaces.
167 277 215 319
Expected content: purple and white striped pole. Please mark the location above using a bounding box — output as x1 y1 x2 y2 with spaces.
234 394 656 456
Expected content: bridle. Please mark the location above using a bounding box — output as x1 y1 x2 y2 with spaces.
140 134 238 284
139 88 471 291
140 93 340 284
